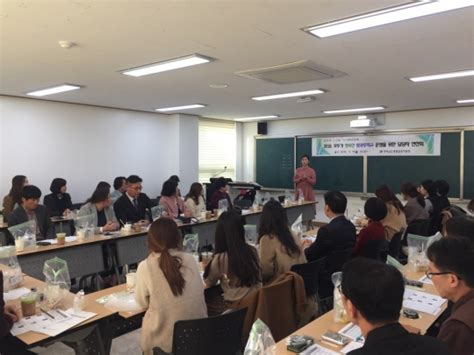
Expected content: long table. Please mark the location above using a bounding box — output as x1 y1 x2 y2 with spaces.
274 268 448 354
16 201 317 282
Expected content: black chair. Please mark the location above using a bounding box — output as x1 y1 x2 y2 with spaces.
167 308 247 355
388 230 404 259
291 257 326 298
360 239 389 262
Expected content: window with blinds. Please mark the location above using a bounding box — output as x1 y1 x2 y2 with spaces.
199 119 236 183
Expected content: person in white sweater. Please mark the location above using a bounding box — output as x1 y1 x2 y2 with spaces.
184 182 206 218
135 218 207 354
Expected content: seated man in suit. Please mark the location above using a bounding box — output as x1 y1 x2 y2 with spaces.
341 258 448 355
113 175 152 226
305 191 356 261
8 185 55 241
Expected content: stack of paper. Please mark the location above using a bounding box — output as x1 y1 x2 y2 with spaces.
300 344 339 355
403 289 446 315
11 308 96 337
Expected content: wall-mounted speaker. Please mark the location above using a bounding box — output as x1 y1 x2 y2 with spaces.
257 122 267 135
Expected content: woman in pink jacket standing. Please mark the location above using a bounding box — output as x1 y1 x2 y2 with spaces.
293 154 316 202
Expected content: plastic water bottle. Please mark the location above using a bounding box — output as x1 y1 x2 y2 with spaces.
73 290 85 313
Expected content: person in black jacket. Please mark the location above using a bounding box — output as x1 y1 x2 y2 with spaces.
341 258 449 355
8 185 55 240
0 272 33 355
113 175 152 226
434 180 451 214
304 191 356 262
43 178 73 217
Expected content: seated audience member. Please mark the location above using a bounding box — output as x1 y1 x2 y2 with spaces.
401 182 429 224
0 272 33 355
444 215 474 241
2 175 28 222
340 258 449 355
43 178 73 217
168 175 181 197
159 180 190 219
375 185 407 241
209 177 232 210
418 179 436 214
305 191 356 261
427 237 474 355
353 198 387 257
96 181 111 190
8 185 55 240
135 218 207 355
114 175 152 226
184 182 206 218
434 179 451 214
111 176 127 203
204 211 262 308
79 187 119 233
258 200 306 283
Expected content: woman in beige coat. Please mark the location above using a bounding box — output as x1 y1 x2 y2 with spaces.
258 200 307 284
375 185 407 241
135 218 207 354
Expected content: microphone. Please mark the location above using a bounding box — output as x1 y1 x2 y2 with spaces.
212 166 227 178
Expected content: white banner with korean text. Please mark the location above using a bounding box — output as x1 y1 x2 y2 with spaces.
312 134 441 157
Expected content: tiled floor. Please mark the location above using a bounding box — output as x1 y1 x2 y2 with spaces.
32 329 142 354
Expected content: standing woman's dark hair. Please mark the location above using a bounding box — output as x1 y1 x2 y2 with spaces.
401 182 426 208
258 200 301 257
185 183 203 204
161 180 178 197
375 184 404 213
9 175 27 205
50 178 67 194
147 218 185 296
204 211 261 287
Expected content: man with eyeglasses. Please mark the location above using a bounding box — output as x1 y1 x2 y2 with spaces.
113 175 152 226
340 258 448 355
427 237 474 355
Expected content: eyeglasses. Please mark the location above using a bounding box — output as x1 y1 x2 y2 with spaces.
425 270 460 280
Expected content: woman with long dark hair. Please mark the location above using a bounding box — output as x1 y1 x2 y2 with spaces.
159 179 190 218
204 210 261 308
375 185 407 241
2 175 28 222
43 178 73 217
257 200 306 283
78 186 119 233
401 182 429 224
135 218 207 354
184 182 206 218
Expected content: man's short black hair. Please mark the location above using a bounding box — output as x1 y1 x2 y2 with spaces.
341 257 404 324
364 197 387 222
113 176 126 190
301 154 310 160
324 191 347 214
445 216 474 242
421 179 436 196
215 177 228 190
427 237 474 288
127 175 142 184
161 179 178 197
435 179 450 196
22 185 42 200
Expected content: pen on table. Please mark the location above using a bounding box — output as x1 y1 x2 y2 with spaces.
41 308 55 319
56 309 68 318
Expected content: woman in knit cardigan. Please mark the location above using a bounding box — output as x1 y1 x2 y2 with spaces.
135 218 207 354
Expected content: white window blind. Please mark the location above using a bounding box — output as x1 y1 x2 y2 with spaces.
199 119 236 183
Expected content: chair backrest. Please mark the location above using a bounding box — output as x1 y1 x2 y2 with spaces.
325 248 353 276
171 308 247 355
361 239 389 262
388 231 403 258
291 257 326 297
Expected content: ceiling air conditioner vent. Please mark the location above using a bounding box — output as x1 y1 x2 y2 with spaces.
235 60 346 84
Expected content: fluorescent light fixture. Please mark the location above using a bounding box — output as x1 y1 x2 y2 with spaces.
252 89 325 101
357 115 368 119
234 115 279 122
408 69 474 82
305 0 473 38
323 106 385 114
121 54 213 77
26 84 81 97
350 118 376 128
456 99 474 104
155 104 206 113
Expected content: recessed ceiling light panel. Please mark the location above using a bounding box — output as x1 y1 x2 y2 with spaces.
121 54 213 77
234 115 279 122
155 104 206 113
252 89 325 101
26 84 81 97
456 99 474 104
409 69 474 82
323 106 385 114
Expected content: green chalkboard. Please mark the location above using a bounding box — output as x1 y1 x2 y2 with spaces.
463 131 474 199
296 138 364 192
256 138 295 189
367 132 461 197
